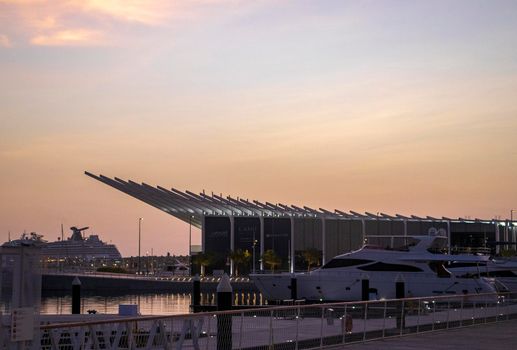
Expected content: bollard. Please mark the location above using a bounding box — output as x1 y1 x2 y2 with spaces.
290 276 297 300
395 278 406 330
361 279 369 301
217 273 233 350
396 281 405 299
192 274 201 313
72 276 81 314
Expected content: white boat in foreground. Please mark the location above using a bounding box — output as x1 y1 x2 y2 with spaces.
251 235 501 302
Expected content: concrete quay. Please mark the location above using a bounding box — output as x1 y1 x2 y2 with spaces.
342 319 517 349
41 272 257 292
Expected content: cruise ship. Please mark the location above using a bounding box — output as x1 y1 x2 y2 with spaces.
3 226 122 261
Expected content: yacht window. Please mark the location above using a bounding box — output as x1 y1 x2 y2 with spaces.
480 270 516 278
321 259 373 269
358 262 423 272
428 262 451 277
448 262 487 268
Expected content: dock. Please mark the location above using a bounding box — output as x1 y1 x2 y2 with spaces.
343 318 517 349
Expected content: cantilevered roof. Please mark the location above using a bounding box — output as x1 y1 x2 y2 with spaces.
85 172 507 227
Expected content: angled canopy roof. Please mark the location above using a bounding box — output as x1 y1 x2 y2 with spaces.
85 172 507 228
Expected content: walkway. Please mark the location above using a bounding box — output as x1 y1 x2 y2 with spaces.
343 319 517 349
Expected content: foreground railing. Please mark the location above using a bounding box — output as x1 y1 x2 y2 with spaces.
4 292 517 350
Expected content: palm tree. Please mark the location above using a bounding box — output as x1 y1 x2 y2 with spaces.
262 250 282 273
192 252 215 276
302 248 321 272
229 249 251 276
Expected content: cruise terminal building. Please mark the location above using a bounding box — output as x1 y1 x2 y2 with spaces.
86 172 516 275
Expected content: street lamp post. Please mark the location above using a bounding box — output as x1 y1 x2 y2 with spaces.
252 233 257 274
138 218 143 275
189 215 193 276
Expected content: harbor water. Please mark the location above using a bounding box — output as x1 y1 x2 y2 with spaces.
1 291 264 316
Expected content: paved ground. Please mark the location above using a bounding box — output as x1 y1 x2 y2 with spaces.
342 319 517 349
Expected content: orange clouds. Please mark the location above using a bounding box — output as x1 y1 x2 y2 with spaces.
81 0 173 25
30 29 103 46
0 0 183 46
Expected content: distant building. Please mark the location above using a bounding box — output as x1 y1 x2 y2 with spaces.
86 172 516 275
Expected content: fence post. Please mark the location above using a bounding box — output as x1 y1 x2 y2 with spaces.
295 306 300 350
320 306 324 349
382 301 387 338
363 303 368 342
432 301 436 331
72 276 81 314
399 301 405 336
460 298 464 326
341 304 348 345
216 274 233 350
485 298 488 323
416 298 421 333
269 310 274 348
446 300 450 329
238 311 244 350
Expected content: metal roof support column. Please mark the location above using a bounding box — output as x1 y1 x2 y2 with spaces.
201 214 206 253
447 220 452 254
290 217 295 273
321 217 326 265
230 215 235 276
495 223 500 255
505 221 509 252
446 220 451 254
361 219 366 244
260 215 264 271
403 219 407 236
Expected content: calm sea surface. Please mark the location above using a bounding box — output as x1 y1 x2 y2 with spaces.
2 291 264 316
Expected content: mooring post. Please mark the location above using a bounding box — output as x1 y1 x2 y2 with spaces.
395 275 406 331
290 275 297 300
192 274 201 313
361 278 370 301
72 276 81 314
217 273 233 350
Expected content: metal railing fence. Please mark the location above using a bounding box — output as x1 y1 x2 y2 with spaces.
4 292 517 350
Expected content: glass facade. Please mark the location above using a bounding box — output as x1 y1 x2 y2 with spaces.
234 217 261 275
202 216 505 273
203 216 231 273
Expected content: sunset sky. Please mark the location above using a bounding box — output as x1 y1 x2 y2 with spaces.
1 0 516 256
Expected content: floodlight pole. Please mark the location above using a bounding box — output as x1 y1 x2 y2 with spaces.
138 218 143 275
252 233 257 274
189 215 193 276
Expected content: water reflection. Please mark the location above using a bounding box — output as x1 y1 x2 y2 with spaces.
2 291 264 316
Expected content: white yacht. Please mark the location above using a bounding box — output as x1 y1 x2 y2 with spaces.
251 235 499 302
448 258 517 292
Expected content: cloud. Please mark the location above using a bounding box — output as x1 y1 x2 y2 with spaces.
0 34 11 47
0 0 195 46
30 29 103 46
0 0 256 47
80 0 173 25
